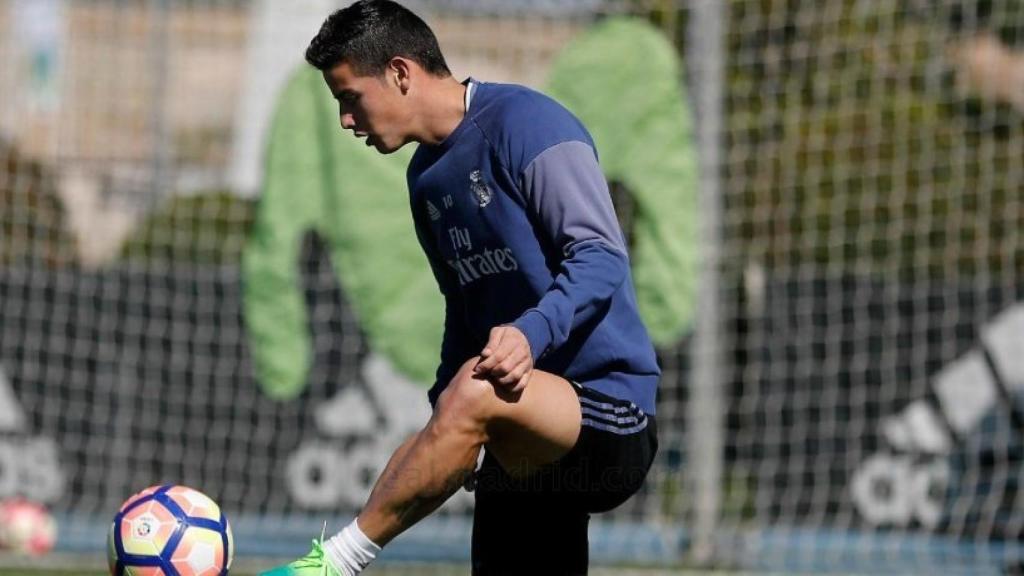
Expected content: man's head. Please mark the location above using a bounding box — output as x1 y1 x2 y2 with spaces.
306 0 453 153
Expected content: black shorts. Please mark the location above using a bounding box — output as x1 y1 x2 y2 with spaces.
470 381 658 575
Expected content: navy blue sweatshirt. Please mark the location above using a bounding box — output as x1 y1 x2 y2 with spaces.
408 80 660 416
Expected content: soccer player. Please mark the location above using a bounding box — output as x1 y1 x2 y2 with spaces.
262 1 660 574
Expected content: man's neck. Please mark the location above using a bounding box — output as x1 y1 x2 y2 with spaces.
417 76 469 146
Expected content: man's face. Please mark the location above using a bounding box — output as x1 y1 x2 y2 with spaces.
322 61 411 154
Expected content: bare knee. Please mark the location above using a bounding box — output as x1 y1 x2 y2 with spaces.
431 357 495 442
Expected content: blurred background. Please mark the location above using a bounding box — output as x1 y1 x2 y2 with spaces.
1 0 1023 574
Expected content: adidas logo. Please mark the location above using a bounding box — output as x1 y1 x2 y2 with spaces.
426 200 441 221
0 365 64 503
851 304 1024 529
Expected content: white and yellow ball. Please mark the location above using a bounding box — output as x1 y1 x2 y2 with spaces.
108 485 233 576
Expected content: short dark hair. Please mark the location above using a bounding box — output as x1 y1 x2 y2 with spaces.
305 0 451 77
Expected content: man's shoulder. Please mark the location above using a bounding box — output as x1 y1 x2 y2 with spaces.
474 81 548 106
471 81 593 169
473 81 575 128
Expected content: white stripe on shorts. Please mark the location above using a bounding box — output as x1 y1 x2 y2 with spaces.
581 416 649 435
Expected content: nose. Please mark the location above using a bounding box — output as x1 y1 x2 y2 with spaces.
340 113 356 130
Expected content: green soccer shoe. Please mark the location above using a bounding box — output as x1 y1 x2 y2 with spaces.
259 537 343 576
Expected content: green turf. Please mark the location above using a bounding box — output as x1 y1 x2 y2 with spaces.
0 567 709 576
0 572 140 576
0 555 697 576
0 572 118 576
0 568 258 576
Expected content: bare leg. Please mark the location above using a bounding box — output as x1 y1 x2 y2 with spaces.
355 408 482 546
355 357 582 546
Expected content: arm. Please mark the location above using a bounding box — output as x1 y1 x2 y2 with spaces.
512 140 629 358
475 140 629 389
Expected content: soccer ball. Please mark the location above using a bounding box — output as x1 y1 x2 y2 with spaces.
0 499 57 555
107 485 234 576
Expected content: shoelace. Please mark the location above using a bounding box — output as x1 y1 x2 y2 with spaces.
289 522 330 571
289 539 325 569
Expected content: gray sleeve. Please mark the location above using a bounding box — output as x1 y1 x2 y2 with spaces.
512 139 631 360
520 140 627 256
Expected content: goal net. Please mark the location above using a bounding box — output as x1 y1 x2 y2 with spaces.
2 0 1023 573
717 1 1024 573
0 0 690 567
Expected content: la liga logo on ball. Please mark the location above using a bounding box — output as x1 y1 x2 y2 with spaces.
108 485 233 576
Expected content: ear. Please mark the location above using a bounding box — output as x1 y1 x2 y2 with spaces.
387 57 412 94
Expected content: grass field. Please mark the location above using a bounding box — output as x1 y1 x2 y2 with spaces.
0 558 701 576
0 565 704 569
0 569 712 573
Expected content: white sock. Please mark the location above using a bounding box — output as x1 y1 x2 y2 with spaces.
323 519 381 576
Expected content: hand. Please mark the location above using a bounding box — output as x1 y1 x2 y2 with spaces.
474 325 533 393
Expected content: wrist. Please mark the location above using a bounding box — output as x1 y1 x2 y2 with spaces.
510 310 551 361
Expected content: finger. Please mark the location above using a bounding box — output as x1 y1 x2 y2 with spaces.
495 367 518 386
499 355 524 377
487 344 528 378
483 335 528 375
499 356 532 384
475 350 504 373
481 327 506 358
497 373 521 388
509 370 532 394
475 329 507 373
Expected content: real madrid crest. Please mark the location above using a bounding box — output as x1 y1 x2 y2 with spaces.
469 170 492 208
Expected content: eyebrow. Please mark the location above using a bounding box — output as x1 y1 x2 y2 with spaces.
334 89 358 100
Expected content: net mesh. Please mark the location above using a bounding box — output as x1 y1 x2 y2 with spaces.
0 0 688 567
720 1 1024 572
3 0 1024 572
